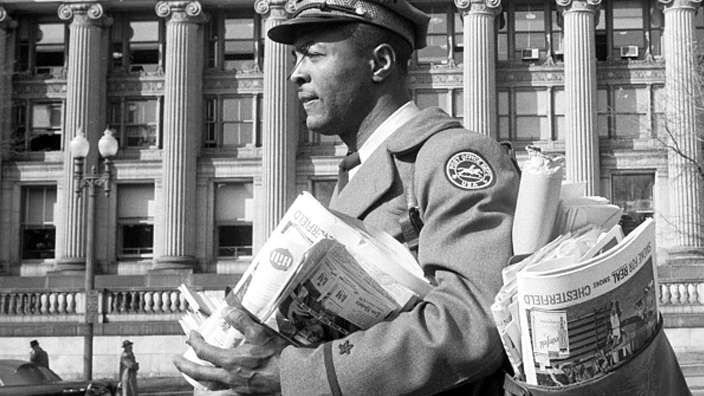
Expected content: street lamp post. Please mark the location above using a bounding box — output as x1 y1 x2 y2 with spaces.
69 127 119 381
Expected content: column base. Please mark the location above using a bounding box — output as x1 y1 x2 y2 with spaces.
150 256 195 273
52 257 87 273
666 247 704 266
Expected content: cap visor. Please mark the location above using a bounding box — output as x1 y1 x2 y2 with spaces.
268 15 362 45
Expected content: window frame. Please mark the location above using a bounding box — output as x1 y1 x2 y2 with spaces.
110 16 165 74
108 97 162 149
12 99 64 152
117 184 155 259
610 172 655 236
20 185 57 261
214 181 254 259
205 13 264 72
203 95 262 148
15 18 69 76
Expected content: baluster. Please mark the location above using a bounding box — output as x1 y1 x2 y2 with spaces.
687 284 697 305
0 293 6 315
119 292 128 314
161 291 170 312
57 293 66 314
130 291 139 313
40 293 49 315
49 293 57 314
106 292 114 314
138 291 146 313
152 292 162 313
170 291 179 313
30 293 38 315
18 293 27 315
678 284 688 305
144 292 153 313
669 284 680 305
179 293 187 312
698 283 704 305
66 293 76 314
660 284 670 305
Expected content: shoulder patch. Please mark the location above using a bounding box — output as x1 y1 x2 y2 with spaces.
445 151 495 190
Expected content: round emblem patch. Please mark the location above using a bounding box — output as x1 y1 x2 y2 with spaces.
445 151 494 190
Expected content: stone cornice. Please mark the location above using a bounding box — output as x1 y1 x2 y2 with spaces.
454 0 501 14
58 3 111 27
254 0 296 20
155 1 208 23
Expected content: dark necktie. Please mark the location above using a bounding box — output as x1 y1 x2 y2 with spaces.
337 151 361 192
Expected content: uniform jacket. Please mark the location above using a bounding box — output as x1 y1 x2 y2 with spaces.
30 348 49 368
280 107 520 396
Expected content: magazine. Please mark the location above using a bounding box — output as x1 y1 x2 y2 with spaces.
177 192 433 389
516 218 658 386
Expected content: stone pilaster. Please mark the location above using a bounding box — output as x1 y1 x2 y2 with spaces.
54 3 111 272
557 0 601 195
153 1 207 272
659 0 704 264
0 9 17 222
454 0 501 137
255 0 297 249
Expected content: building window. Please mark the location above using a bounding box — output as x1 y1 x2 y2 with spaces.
597 88 609 137
415 5 463 66
215 182 253 258
118 184 154 257
204 96 261 148
498 90 510 140
12 100 63 152
111 18 163 74
16 20 67 75
611 173 654 235
514 4 546 62
21 186 57 260
612 0 645 61
108 98 160 148
206 14 263 72
515 89 548 140
311 179 337 207
612 86 649 138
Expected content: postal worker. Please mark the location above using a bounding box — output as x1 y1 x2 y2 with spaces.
173 0 520 394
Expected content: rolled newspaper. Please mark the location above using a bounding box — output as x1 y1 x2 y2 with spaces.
512 146 565 255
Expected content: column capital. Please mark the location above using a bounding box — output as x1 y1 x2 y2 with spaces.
658 0 702 11
0 7 18 30
556 0 602 11
156 1 208 24
254 0 296 20
454 0 501 15
58 3 111 26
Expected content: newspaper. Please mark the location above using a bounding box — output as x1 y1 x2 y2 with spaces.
177 192 432 389
515 218 658 386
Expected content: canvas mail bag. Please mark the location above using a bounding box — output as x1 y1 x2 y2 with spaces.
503 318 691 396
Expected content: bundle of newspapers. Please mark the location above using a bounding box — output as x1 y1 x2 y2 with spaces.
178 191 433 390
495 148 659 387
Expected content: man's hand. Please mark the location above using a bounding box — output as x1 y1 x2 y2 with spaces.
173 306 289 395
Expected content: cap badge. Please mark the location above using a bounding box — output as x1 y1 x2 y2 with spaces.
445 151 494 190
355 6 366 15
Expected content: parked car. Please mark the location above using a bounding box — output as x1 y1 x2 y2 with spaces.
0 360 117 396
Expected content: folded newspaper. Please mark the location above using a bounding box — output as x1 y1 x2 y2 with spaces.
493 218 659 387
178 192 433 389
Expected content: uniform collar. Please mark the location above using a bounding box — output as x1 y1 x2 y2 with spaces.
350 101 420 179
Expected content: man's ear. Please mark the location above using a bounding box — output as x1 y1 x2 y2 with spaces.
371 43 396 83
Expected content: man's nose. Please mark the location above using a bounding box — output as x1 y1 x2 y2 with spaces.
288 58 307 84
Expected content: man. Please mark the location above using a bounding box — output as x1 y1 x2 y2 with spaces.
120 340 139 396
29 340 49 368
173 0 519 394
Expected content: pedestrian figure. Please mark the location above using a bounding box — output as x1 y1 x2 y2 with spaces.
119 340 139 396
29 339 49 368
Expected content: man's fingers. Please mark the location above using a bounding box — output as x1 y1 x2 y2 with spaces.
188 331 242 367
171 354 230 390
172 354 253 394
223 307 271 345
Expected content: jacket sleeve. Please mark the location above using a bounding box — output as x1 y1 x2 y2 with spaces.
280 129 520 396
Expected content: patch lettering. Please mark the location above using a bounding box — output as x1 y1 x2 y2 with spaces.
445 151 494 190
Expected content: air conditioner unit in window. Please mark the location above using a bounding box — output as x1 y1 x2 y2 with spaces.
521 48 540 61
620 46 639 59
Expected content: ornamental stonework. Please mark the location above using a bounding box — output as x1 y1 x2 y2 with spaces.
454 0 501 14
254 0 296 19
156 1 207 23
658 0 702 11
58 3 111 26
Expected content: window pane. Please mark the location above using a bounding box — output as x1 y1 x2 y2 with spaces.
415 91 445 111
23 228 55 259
516 91 546 115
30 103 62 151
122 224 154 255
417 35 448 64
611 173 654 235
614 87 648 113
130 21 159 42
613 1 644 30
218 225 253 257
515 116 544 140
614 115 646 137
215 182 254 221
312 180 336 206
224 18 254 39
22 186 57 260
118 184 154 218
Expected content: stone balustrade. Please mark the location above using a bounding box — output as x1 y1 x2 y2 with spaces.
660 282 704 305
0 288 201 323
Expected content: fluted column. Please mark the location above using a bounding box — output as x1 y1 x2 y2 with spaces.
455 0 501 137
55 3 110 272
659 0 704 262
557 0 600 195
154 1 207 272
255 0 297 248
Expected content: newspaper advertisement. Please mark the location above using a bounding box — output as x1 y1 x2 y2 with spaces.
516 218 658 386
